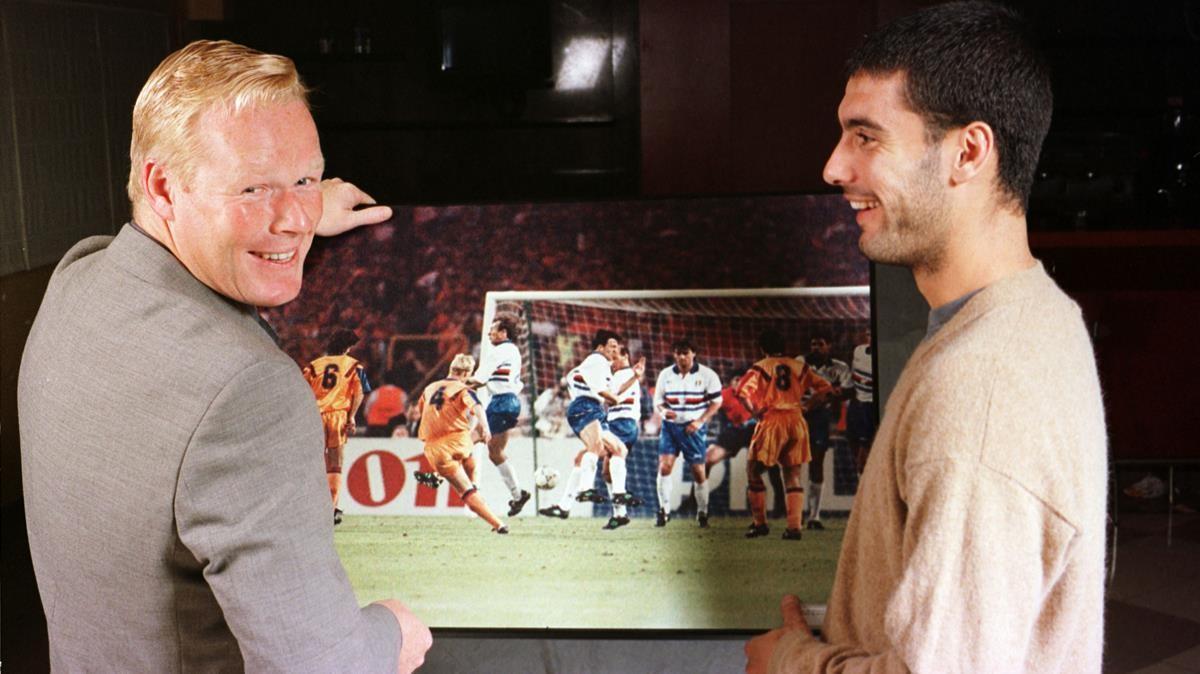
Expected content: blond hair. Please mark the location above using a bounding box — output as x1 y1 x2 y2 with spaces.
127 40 309 205
449 354 476 376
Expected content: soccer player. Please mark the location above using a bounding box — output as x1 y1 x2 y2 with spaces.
738 330 832 540
413 354 508 534
800 333 853 530
538 329 633 521
600 345 645 529
469 315 530 516
653 339 721 528
302 329 367 525
847 330 878 475
703 374 788 518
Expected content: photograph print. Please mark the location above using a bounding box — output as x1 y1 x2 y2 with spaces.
262 194 876 631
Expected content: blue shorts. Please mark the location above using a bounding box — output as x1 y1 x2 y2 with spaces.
659 421 707 465
567 398 608 437
846 399 878 445
486 393 521 434
608 417 639 449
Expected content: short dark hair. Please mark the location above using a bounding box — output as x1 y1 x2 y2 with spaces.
809 332 831 344
846 1 1052 212
326 329 359 355
671 339 696 354
592 329 621 349
492 315 519 340
759 330 785 355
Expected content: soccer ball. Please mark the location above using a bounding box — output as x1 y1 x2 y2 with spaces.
534 465 560 490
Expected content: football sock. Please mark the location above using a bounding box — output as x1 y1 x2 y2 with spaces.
609 455 627 495
809 480 825 521
694 477 709 515
748 487 767 526
327 473 341 506
657 471 673 512
463 490 503 529
607 481 627 517
578 452 599 494
786 487 805 530
557 466 583 510
496 460 521 499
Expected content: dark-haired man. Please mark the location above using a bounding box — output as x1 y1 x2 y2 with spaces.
738 330 831 540
747 3 1106 672
800 333 852 530
303 329 369 524
653 339 722 527
541 329 637 518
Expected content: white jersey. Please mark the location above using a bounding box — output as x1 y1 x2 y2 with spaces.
474 340 523 396
567 352 612 402
607 367 641 421
851 344 874 403
654 362 721 423
802 356 852 407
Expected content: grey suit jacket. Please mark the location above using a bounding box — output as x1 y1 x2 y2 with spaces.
19 225 399 672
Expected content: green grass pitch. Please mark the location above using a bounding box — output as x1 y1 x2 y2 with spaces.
334 513 844 631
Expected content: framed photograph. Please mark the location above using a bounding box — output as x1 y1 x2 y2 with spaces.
263 194 875 632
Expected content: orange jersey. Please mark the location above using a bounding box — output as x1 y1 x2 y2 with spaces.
738 356 832 412
417 378 479 441
304 354 363 414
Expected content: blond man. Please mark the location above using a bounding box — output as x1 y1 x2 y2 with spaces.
20 40 430 672
413 354 508 533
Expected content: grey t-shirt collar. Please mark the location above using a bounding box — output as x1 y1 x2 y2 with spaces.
926 288 982 339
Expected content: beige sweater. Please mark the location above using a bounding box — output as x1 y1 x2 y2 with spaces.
771 263 1108 673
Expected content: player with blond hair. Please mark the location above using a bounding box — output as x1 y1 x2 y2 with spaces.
21 39 429 671
414 354 508 534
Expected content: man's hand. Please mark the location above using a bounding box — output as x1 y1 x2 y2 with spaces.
662 409 677 421
375 599 432 674
745 594 812 674
317 178 393 236
685 419 703 435
632 357 646 379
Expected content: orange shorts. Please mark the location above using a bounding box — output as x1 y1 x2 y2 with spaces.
748 409 811 468
321 410 350 449
423 430 474 475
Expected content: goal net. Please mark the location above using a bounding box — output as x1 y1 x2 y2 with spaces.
481 288 870 518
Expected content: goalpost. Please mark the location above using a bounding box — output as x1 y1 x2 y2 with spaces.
480 287 870 517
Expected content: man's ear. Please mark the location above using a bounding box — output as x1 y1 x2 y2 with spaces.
947 121 995 187
141 160 176 222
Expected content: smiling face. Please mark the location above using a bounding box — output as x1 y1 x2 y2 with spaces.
823 72 952 272
166 99 324 307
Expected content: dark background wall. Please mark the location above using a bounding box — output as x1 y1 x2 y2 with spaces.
3 1 1198 671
